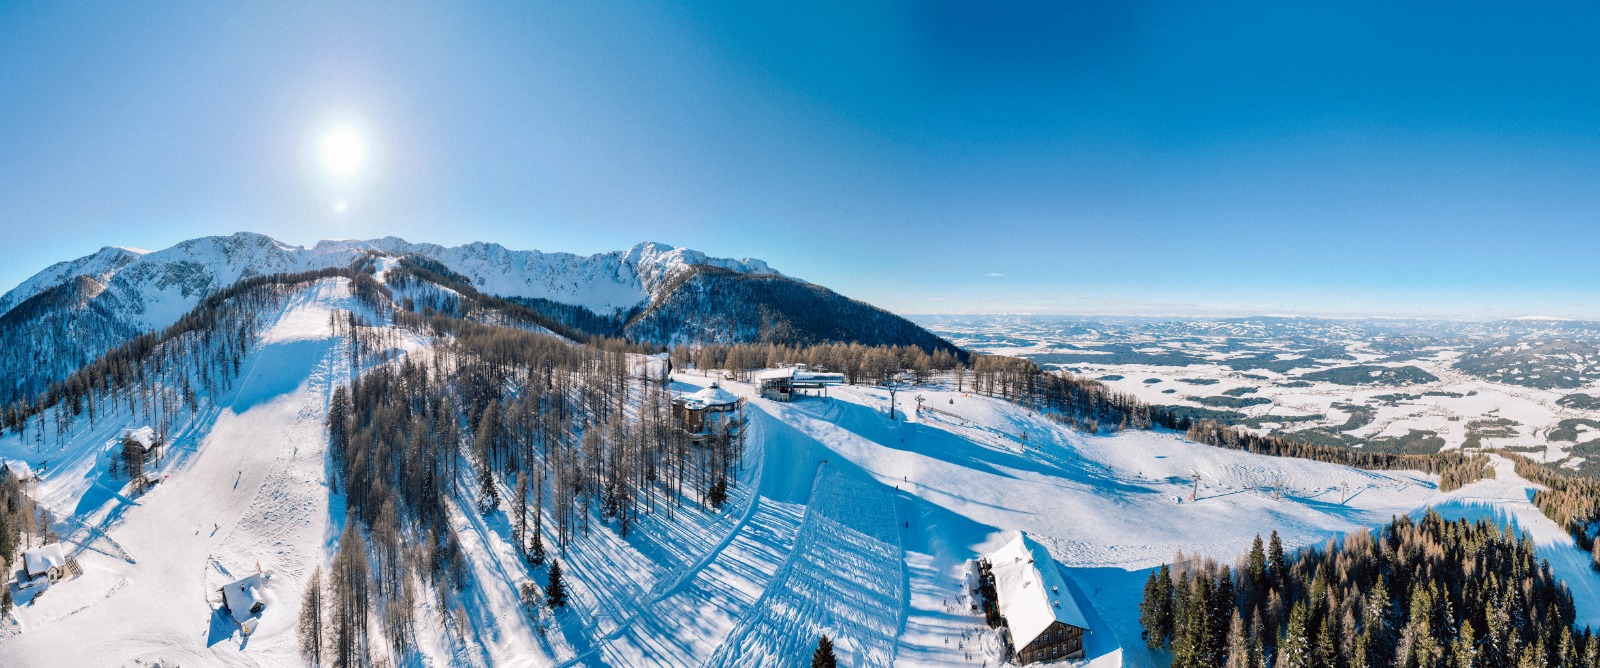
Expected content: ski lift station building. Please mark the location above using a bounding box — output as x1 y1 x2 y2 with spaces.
754 367 846 402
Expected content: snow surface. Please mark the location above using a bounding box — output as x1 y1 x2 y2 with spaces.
5 286 1600 666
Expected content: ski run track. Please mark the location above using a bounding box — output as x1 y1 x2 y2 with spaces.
2 278 1599 667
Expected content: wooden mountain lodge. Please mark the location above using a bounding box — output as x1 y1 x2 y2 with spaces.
120 426 164 490
671 383 742 445
18 543 80 589
973 532 1090 664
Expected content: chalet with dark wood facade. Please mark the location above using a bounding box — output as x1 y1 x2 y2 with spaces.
976 532 1090 664
671 383 742 445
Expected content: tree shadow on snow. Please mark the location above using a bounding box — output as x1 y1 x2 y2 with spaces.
775 398 1153 497
224 339 329 413
554 606 617 668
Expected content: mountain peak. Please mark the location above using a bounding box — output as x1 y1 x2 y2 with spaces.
2 232 787 327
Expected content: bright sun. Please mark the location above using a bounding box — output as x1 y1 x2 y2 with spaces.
319 125 367 177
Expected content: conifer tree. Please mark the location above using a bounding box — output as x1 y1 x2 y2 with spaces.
546 559 567 609
1516 638 1544 668
1366 576 1394 657
1176 567 1193 616
528 526 547 567
1278 601 1311 668
1141 564 1175 649
1401 582 1438 668
1267 531 1286 587
1481 601 1506 667
1246 535 1267 606
1451 622 1475 668
811 634 838 668
1211 566 1235 663
299 565 325 665
1350 630 1370 668
478 467 500 515
1312 617 1336 668
1175 572 1215 668
1225 610 1250 668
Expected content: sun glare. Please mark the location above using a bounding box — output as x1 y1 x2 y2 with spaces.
319 125 367 177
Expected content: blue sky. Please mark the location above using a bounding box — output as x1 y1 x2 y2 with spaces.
2 1 1598 319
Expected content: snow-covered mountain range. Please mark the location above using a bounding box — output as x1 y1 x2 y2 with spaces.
0 232 956 407
0 232 781 331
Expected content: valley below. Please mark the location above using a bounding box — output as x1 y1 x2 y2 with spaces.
919 315 1600 474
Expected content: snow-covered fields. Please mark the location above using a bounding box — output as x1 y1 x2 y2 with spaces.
917 315 1600 468
5 293 1600 667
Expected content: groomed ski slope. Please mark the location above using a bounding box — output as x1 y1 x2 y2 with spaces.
4 281 1600 667
558 376 1600 668
743 384 1600 667
0 279 374 666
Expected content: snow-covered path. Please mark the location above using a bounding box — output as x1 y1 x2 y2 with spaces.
555 406 814 668
546 384 911 668
1 280 352 667
1430 455 1600 629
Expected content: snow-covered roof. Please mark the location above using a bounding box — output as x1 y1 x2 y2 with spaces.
794 371 846 385
23 543 65 578
679 384 740 410
222 572 268 623
3 460 34 480
754 368 796 381
985 532 1089 650
123 426 157 450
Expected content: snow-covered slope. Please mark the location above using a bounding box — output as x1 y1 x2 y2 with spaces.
0 278 379 666
0 246 144 317
7 272 1598 666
